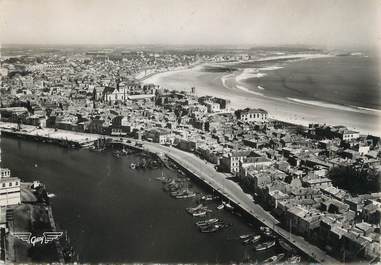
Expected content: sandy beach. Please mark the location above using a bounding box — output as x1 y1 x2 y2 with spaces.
143 55 381 137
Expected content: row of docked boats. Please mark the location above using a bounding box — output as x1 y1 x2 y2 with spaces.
240 233 262 245
156 173 197 199
186 204 213 217
263 253 301 264
130 157 162 170
194 218 232 233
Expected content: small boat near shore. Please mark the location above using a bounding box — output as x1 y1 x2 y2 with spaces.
47 193 56 198
254 240 276 251
216 203 224 210
199 223 227 233
240 233 255 240
260 226 274 237
192 209 207 217
263 253 285 264
186 204 204 214
201 194 219 201
195 218 219 227
175 191 196 199
155 176 166 181
278 239 294 252
223 201 234 210
287 255 302 264
242 235 261 245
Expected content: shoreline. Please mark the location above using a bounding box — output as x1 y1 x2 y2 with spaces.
142 54 381 137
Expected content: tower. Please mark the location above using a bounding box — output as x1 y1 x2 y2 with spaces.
191 87 196 94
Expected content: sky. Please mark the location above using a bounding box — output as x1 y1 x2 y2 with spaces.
0 0 380 49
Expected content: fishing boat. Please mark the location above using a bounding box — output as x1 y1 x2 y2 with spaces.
112 151 121 159
200 224 224 233
240 233 255 240
192 209 207 217
216 204 224 210
249 235 261 244
196 218 219 227
260 226 273 237
186 204 204 214
121 148 129 156
198 221 225 230
223 201 234 210
242 235 261 245
175 191 196 199
278 239 294 252
254 240 276 251
263 253 285 264
130 163 136 169
201 194 219 201
47 193 56 198
287 255 301 264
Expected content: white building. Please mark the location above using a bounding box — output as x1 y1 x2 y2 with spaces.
236 108 268 122
204 101 220 113
0 168 21 207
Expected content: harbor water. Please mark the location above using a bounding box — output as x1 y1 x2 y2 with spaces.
1 136 288 263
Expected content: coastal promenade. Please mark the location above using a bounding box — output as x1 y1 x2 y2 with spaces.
0 122 340 264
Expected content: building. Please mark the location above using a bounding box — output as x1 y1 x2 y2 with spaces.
235 108 268 123
204 101 220 113
219 150 252 173
0 168 21 207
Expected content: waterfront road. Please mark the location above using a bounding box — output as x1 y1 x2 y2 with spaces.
143 142 341 265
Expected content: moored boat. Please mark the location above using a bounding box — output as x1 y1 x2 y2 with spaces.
216 203 224 210
278 239 294 252
186 204 204 214
249 235 261 244
287 255 301 264
200 224 224 233
263 253 285 264
222 201 234 210
260 226 273 237
195 218 219 227
192 209 207 217
254 240 276 251
240 233 255 240
242 235 261 245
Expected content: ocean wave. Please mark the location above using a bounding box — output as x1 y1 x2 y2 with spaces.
235 68 266 83
236 85 264 96
258 66 284 71
221 73 235 89
287 97 381 115
353 106 381 114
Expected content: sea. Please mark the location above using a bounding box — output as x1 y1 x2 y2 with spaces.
235 55 381 111
144 53 381 136
1 137 289 263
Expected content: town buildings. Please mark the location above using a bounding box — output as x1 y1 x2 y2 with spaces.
0 48 380 263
